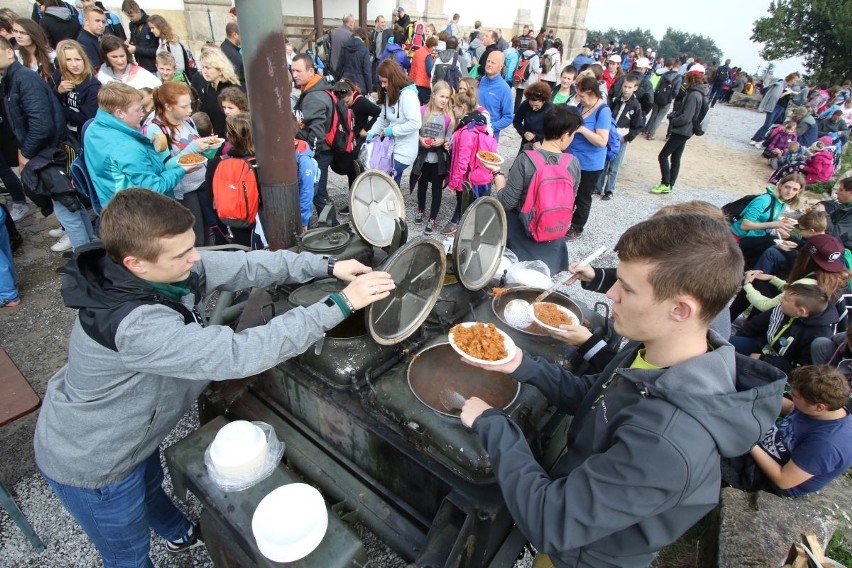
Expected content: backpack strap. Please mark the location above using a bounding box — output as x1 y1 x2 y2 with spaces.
524 148 546 168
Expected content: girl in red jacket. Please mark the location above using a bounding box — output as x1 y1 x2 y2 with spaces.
802 136 836 184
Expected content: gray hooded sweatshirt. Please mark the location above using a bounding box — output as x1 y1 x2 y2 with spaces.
34 246 345 488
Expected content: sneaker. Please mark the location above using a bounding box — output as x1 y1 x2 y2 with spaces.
48 227 66 238
424 218 436 235
440 221 458 235
414 210 424 224
601 192 613 201
165 523 203 553
564 228 582 242
51 234 72 252
591 189 602 196
1 298 22 308
649 184 672 194
749 140 762 147
9 202 30 222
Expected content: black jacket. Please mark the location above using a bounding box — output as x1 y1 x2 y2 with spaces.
610 73 654 116
220 39 245 85
2 61 66 159
77 28 103 69
127 11 158 72
51 70 101 132
351 93 381 136
606 94 644 142
339 36 372 94
40 5 81 47
198 80 241 137
21 147 80 216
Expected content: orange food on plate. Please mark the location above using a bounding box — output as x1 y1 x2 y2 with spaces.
477 151 501 163
533 302 577 327
177 153 206 165
450 322 508 361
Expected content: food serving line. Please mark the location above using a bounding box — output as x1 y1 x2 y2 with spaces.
165 171 621 567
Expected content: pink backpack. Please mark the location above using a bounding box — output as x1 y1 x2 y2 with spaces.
465 124 497 186
519 150 576 242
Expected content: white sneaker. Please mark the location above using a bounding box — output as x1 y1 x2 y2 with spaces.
51 234 72 252
9 202 30 222
48 228 66 238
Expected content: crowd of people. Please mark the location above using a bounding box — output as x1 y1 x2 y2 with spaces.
1 5 851 568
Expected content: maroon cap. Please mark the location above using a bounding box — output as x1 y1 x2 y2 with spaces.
805 234 846 273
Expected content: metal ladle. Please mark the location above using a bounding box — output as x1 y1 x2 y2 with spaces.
503 246 607 330
439 389 466 412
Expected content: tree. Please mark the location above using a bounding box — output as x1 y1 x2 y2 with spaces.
751 0 852 83
586 27 657 51
657 27 724 64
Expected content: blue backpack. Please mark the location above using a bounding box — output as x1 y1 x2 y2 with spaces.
70 155 102 215
592 105 621 162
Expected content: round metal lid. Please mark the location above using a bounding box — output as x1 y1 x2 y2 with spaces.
288 279 346 307
350 170 405 247
300 225 353 254
452 196 507 291
367 238 447 345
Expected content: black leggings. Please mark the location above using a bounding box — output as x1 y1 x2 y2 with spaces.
657 133 689 188
570 169 602 233
417 162 444 220
738 235 778 270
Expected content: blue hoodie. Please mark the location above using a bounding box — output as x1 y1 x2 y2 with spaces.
294 140 318 228
477 74 514 139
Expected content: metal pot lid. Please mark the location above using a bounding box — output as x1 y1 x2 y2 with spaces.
300 224 353 254
288 278 346 307
367 238 446 345
452 196 507 291
350 170 405 247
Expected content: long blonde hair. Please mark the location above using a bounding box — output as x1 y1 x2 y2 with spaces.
200 47 240 86
423 81 454 135
56 39 94 85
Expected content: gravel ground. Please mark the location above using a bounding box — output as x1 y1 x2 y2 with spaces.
1 103 772 567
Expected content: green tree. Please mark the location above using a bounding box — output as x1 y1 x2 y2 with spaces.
751 0 852 82
657 27 724 64
586 27 657 51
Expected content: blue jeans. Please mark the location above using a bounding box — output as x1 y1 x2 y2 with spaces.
53 200 94 250
729 335 762 356
0 207 19 303
595 141 629 194
0 151 26 203
44 452 191 568
751 106 785 142
393 159 408 188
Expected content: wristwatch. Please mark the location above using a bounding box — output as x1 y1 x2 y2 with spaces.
494 171 505 177
327 256 338 277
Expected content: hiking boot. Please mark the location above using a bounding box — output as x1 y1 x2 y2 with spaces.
9 202 30 222
601 192 613 201
1 298 22 308
51 234 72 252
564 228 582 242
649 184 672 194
414 210 424 224
165 523 203 554
48 227 66 238
424 218 436 235
440 221 458 235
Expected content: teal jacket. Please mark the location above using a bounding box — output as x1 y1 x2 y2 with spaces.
731 186 784 238
83 109 185 206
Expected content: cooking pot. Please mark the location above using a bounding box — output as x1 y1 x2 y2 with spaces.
491 287 584 337
407 342 519 418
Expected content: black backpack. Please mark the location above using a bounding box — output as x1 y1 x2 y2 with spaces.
654 74 676 107
721 194 773 224
692 92 710 136
432 52 462 91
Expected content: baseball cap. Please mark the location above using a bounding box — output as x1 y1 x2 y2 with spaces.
608 54 622 63
396 6 405 11
687 63 706 75
806 234 846 272
635 57 650 68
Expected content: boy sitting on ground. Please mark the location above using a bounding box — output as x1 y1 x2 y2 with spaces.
722 365 852 497
731 283 839 373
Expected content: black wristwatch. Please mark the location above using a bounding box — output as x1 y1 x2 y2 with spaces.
327 256 338 277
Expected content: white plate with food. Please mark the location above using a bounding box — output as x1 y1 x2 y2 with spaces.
206 136 225 149
177 153 208 167
476 150 504 166
774 238 798 250
529 302 579 333
448 322 516 366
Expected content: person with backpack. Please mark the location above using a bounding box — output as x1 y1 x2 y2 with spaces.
644 58 682 140
75 0 125 41
379 32 411 73
502 37 520 88
513 38 541 113
409 35 437 104
651 65 709 195
205 112 264 245
409 81 454 235
148 15 197 83
442 92 496 235
539 38 562 91
487 105 581 273
120 0 159 73
337 27 373 96
565 74 610 241
595 74 644 201
366 58 422 187
431 35 465 92
38 0 80 49
143 82 220 246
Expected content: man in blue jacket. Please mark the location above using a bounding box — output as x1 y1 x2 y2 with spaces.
477 51 513 140
460 213 786 568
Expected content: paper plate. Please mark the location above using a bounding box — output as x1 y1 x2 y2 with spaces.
529 302 579 333
448 322 516 366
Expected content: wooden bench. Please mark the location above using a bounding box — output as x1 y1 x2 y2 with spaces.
0 347 45 552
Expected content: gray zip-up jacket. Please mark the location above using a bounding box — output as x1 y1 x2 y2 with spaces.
34 246 345 488
473 330 786 568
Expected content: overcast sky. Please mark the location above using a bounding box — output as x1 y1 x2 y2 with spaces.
585 0 805 76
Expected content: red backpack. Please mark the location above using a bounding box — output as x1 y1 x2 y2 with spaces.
211 155 260 228
513 53 534 85
324 90 355 154
518 150 575 242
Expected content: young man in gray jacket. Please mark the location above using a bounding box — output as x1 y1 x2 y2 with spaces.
460 214 786 568
33 189 394 568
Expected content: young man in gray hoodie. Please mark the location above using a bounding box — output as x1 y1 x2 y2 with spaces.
33 189 395 568
460 213 786 568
